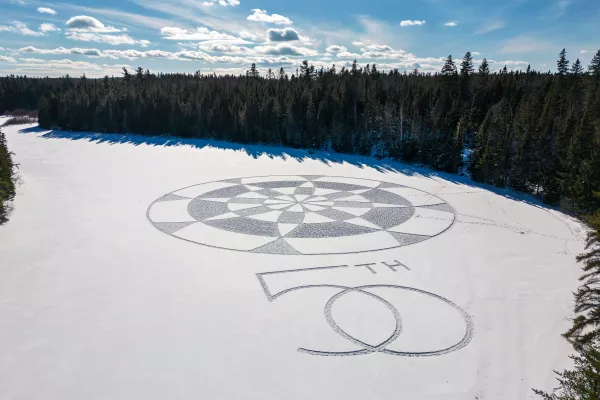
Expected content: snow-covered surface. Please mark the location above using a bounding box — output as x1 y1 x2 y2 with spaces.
0 121 588 400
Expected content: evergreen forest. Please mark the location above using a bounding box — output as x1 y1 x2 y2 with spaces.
1 49 599 212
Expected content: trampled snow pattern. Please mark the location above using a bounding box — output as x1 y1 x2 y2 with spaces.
0 121 589 400
147 176 455 254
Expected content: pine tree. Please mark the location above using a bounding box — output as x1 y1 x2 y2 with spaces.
557 48 569 76
478 58 490 75
0 127 15 224
460 51 474 77
533 341 600 400
571 59 583 76
247 63 259 78
565 225 600 346
589 50 600 77
441 55 457 76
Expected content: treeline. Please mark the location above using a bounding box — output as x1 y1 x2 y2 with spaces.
0 127 15 224
2 49 600 212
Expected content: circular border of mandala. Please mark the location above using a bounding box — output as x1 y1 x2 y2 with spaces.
146 175 456 255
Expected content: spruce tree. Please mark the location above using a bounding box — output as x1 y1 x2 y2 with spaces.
0 127 15 224
589 50 600 77
441 55 457 76
571 59 583 76
533 341 600 400
557 48 569 76
478 58 490 75
460 51 474 76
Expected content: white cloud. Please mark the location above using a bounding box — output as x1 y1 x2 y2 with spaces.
0 55 17 63
10 58 133 78
218 0 240 6
238 31 258 41
247 9 292 25
486 59 528 66
20 46 103 57
196 43 251 53
472 51 481 55
11 0 26 5
202 1 214 5
254 44 318 57
267 27 300 42
351 41 364 46
66 32 146 46
39 23 60 33
444 21 458 27
580 50 588 54
399 20 426 27
103 49 180 60
160 26 239 41
325 45 347 53
0 22 45 36
64 16 147 46
37 7 57 15
57 5 174 30
337 51 363 59
65 16 122 33
360 44 393 52
15 45 302 66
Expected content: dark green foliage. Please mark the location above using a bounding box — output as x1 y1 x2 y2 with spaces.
1 48 600 210
441 55 457 76
564 218 600 347
533 341 600 400
589 50 600 78
460 52 474 77
2 116 37 126
558 48 570 76
571 59 584 77
0 128 15 224
478 58 490 75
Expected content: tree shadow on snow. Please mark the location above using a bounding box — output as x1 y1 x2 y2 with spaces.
17 125 566 214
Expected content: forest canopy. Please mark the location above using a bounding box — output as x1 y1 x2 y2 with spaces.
1 49 600 212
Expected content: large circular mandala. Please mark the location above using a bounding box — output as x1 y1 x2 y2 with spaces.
147 175 455 255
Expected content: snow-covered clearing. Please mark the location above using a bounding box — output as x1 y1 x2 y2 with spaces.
0 121 588 399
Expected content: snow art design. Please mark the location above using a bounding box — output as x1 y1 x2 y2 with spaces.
257 265 474 357
146 175 455 255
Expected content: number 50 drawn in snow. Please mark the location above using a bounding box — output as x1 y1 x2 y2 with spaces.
257 265 474 357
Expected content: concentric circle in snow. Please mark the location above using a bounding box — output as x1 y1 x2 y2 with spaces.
146 175 455 255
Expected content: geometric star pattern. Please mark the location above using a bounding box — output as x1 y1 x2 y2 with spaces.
146 175 455 255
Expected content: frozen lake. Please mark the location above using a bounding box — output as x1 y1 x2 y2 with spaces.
0 121 587 399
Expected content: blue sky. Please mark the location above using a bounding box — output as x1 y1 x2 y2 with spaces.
0 0 598 77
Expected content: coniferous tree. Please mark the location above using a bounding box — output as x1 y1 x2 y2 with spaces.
557 48 570 76
478 58 490 75
460 52 474 77
0 127 15 224
441 55 458 76
1 46 599 211
533 341 600 400
571 59 584 76
589 50 600 77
